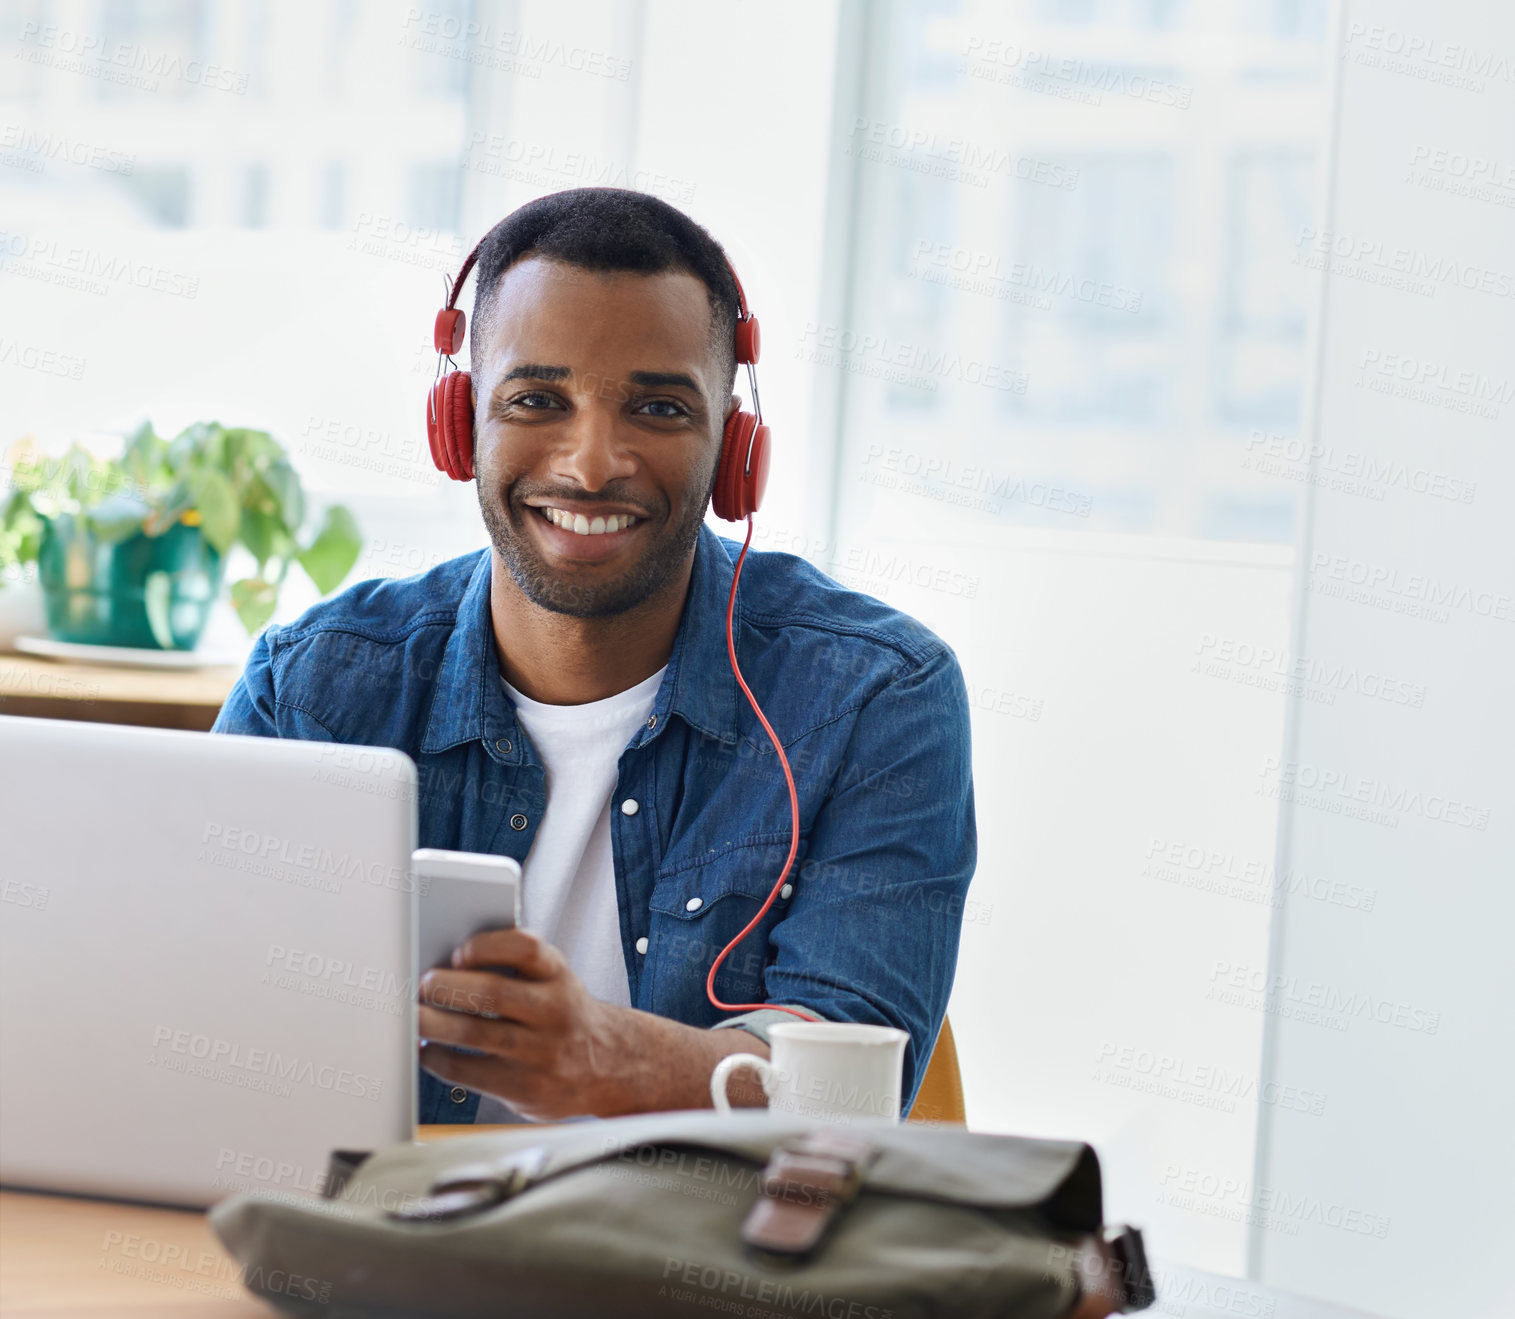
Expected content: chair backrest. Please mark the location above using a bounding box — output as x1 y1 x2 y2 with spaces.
906 1015 966 1125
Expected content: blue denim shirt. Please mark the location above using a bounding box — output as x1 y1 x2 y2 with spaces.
211 524 976 1121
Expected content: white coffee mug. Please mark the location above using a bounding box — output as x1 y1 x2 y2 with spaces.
709 1021 909 1124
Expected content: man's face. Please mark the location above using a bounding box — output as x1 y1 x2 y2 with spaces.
470 256 729 619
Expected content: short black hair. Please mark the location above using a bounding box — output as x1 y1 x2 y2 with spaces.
467 187 740 402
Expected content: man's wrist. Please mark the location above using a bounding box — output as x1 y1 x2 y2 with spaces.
593 1005 772 1114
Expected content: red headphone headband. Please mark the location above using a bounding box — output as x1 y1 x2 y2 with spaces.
425 241 768 519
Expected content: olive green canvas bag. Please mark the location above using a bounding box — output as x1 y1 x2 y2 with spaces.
209 1109 1154 1318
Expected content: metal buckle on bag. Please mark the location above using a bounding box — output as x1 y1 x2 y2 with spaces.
740 1132 877 1258
322 1149 372 1201
387 1145 551 1223
1106 1226 1155 1311
1069 1226 1156 1315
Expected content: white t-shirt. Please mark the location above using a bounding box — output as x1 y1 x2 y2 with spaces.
473 663 665 1123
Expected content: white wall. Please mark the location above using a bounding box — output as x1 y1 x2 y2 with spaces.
895 527 1294 1278
1254 3 1515 1316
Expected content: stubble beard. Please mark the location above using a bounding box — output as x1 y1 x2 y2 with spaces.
478 481 712 619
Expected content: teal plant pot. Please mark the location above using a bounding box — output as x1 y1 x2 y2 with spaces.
37 515 226 650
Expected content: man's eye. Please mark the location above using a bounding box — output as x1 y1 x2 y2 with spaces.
639 399 689 418
514 391 561 409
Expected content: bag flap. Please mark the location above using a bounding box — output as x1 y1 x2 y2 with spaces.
323 1110 1103 1230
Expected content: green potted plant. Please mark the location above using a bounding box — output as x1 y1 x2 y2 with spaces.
0 422 362 649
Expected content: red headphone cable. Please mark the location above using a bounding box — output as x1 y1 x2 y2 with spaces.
703 514 813 1023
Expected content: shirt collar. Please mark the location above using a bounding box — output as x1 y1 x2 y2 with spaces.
421 524 741 760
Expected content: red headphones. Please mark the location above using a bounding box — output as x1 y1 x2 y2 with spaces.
425 242 771 521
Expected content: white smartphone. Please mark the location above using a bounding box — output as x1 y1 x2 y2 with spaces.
412 848 523 972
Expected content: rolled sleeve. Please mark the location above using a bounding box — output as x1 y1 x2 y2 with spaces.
756 644 977 1109
711 1005 825 1049
210 626 280 737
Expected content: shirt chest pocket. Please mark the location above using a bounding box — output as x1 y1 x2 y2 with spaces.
645 839 803 1012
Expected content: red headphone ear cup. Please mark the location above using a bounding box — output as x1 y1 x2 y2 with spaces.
442 371 474 481
711 411 745 521
426 371 474 480
734 315 760 365
426 378 450 474
745 422 770 516
712 411 768 521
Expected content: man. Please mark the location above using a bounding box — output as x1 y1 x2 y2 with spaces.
212 187 976 1124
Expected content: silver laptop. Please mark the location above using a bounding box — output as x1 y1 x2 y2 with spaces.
0 715 419 1207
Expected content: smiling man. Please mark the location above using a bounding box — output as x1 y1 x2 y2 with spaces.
212 187 977 1124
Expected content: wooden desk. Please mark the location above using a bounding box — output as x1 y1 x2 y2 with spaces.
0 654 239 732
0 1130 1386 1319
0 1127 500 1317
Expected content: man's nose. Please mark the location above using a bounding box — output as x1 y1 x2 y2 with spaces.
551 398 638 491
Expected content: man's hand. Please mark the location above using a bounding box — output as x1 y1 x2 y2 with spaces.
417 928 771 1121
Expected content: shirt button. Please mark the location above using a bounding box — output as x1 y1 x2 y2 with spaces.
635 936 649 955
495 738 511 754
646 714 657 729
685 897 703 912
509 813 528 831
620 798 639 816
780 883 793 899
449 1086 468 1104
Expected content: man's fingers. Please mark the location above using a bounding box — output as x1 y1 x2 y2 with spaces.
418 1003 530 1058
419 1041 529 1095
419 968 547 1023
452 927 563 980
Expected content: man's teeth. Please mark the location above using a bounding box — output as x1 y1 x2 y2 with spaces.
539 507 639 536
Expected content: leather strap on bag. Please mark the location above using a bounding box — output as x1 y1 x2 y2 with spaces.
740 1131 878 1258
1066 1227 1156 1316
385 1146 552 1223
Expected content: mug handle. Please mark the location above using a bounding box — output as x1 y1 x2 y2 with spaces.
710 1052 776 1114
